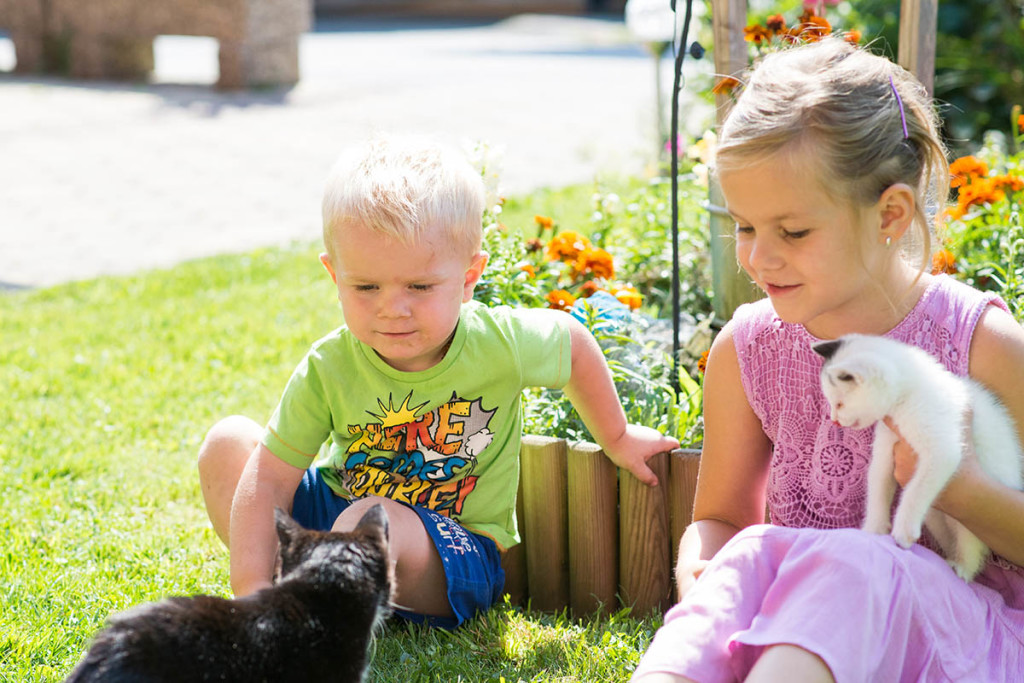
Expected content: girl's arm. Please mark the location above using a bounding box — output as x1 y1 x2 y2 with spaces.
676 321 773 598
560 317 679 486
932 306 1024 567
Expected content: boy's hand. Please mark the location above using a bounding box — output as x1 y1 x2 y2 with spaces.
600 424 680 487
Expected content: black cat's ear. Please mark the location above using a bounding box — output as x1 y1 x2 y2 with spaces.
812 340 843 360
355 504 389 545
275 507 302 549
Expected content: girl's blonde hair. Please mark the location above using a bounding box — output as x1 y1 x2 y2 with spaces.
322 135 485 261
715 37 949 273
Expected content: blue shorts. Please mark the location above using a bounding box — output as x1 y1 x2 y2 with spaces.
291 466 505 629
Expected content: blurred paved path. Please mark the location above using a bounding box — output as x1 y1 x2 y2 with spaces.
0 14 681 290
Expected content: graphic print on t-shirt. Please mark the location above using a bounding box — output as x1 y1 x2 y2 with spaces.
342 391 495 518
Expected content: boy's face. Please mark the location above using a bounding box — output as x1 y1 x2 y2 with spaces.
321 222 487 372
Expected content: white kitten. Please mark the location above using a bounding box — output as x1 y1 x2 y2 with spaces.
813 333 1024 581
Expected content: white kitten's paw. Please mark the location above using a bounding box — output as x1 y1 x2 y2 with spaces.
948 559 976 582
861 513 891 535
946 541 988 582
890 519 921 549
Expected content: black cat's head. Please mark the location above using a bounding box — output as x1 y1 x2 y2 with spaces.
274 506 392 615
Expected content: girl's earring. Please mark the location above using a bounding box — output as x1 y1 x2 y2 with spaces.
884 235 893 247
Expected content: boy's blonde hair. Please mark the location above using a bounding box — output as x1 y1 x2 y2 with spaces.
715 37 949 274
322 136 486 261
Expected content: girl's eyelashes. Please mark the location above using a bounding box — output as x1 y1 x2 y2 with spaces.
733 223 810 240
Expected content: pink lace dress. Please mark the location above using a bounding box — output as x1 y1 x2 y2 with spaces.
633 275 1024 682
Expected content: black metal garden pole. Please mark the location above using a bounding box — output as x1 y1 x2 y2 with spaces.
670 0 696 390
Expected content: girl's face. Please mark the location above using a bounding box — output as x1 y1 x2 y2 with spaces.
321 222 486 372
719 150 911 340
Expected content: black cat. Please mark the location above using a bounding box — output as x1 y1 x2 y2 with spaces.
65 505 392 683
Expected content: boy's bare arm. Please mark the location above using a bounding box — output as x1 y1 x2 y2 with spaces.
560 317 679 486
228 443 307 596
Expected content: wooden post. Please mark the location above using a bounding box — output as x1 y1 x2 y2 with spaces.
709 0 761 323
619 451 672 616
668 448 701 602
667 449 701 566
567 441 618 617
519 435 569 612
897 0 937 96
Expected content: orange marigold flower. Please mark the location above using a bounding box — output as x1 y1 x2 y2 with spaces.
577 280 601 298
931 249 957 275
994 174 1024 193
712 76 740 96
1018 114 1024 133
799 16 831 41
844 29 862 45
949 155 989 188
572 246 615 281
765 14 786 34
546 289 576 311
956 177 1005 213
744 24 771 45
534 214 554 230
613 285 643 310
697 349 710 375
546 231 592 263
519 263 537 278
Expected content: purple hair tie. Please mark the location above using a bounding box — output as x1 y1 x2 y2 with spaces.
889 76 909 139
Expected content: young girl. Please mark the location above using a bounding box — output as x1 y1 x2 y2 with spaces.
632 38 1024 682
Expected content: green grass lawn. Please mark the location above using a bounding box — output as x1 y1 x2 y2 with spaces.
0 233 662 681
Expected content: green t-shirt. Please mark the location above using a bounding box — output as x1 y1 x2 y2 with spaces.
263 301 572 549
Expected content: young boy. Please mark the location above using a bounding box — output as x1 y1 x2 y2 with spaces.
198 136 679 628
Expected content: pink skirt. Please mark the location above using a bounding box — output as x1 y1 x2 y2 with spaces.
632 525 1024 682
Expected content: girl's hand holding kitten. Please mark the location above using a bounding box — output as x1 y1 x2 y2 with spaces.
883 416 983 516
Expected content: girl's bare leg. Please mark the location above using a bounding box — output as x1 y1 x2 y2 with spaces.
746 644 835 683
631 674 696 683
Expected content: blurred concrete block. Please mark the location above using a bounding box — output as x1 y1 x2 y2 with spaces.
0 0 313 89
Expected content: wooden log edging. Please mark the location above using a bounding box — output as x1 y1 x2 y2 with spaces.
507 435 701 617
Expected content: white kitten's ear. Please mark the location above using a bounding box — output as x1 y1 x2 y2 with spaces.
812 340 843 360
